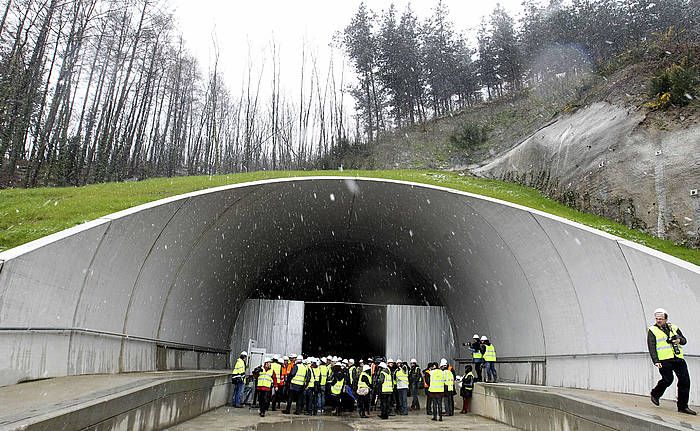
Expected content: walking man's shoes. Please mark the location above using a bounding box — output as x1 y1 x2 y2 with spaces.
678 407 697 415
650 394 660 406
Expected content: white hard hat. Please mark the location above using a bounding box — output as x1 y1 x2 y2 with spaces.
274 355 280 361
314 359 320 365
283 356 289 361
342 359 348 364
396 358 403 363
379 362 387 368
440 359 448 367
264 356 271 362
481 335 488 341
327 355 333 360
654 308 668 316
473 334 480 339
410 358 417 364
387 358 394 363
363 364 371 371
240 351 248 356
297 356 303 362
349 359 355 364
290 353 297 357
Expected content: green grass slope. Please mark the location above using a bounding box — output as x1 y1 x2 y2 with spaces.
1 170 698 266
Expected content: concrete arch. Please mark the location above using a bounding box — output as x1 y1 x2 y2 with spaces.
0 177 697 403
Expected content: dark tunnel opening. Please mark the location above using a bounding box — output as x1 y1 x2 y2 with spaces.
249 241 439 305
302 303 386 360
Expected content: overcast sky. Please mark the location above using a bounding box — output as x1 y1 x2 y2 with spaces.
169 0 525 94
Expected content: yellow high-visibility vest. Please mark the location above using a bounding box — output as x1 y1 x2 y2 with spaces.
308 366 319 388
473 346 483 360
396 367 409 388
444 368 454 391
331 377 345 395
649 324 684 360
348 366 356 384
291 364 307 386
464 371 475 391
358 371 372 390
484 344 497 362
319 364 328 385
257 367 274 388
270 362 282 384
232 358 245 376
429 368 445 393
381 369 393 393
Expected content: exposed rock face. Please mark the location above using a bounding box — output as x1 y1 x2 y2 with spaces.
475 102 700 244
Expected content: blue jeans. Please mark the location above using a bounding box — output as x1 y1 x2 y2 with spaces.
397 388 408 414
232 379 244 406
305 389 317 414
316 388 325 411
485 362 497 381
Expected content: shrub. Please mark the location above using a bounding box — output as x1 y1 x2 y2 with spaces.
648 57 698 109
449 122 490 151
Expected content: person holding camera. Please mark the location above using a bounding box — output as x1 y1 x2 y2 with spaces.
648 307 696 415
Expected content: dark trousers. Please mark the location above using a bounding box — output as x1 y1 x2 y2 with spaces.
358 394 370 416
431 396 443 419
284 389 303 413
380 393 392 418
304 389 317 414
425 388 432 414
474 361 483 381
651 358 691 409
258 390 270 415
410 383 420 409
271 386 283 410
444 392 454 415
397 388 408 414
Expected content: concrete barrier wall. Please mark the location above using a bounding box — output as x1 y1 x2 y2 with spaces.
0 177 698 405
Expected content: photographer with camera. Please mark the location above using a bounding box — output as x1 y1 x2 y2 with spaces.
648 307 696 415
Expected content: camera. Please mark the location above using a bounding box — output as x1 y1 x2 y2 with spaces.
668 335 681 355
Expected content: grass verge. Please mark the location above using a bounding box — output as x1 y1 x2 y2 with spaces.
1 169 698 266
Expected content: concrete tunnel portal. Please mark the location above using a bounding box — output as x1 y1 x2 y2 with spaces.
0 176 698 405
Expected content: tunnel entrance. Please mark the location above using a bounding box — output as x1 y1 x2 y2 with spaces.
302 302 386 360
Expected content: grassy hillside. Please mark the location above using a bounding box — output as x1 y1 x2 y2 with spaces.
1 170 698 266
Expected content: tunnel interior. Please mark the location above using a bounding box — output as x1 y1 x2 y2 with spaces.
302 303 386 360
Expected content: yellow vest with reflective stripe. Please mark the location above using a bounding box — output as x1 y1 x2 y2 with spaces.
270 363 282 384
232 358 245 376
358 371 372 389
464 371 475 391
348 366 356 384
396 367 409 388
484 344 497 362
319 364 328 385
473 346 483 360
649 324 684 360
257 368 274 388
331 377 344 395
381 369 393 393
308 367 320 388
429 368 445 393
291 364 307 386
444 368 454 391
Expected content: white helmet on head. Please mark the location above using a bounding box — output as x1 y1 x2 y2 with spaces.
410 358 417 364
240 351 248 356
283 356 289 361
654 307 668 317
473 334 480 339
363 364 371 371
349 359 355 364
379 362 387 368
387 358 394 363
396 358 403 363
290 353 298 358
440 358 448 367
481 335 488 341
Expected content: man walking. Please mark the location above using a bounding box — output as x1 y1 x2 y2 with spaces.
231 351 247 407
648 308 696 415
256 358 277 417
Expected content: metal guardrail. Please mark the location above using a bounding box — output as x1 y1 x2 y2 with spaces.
0 326 230 355
455 351 699 363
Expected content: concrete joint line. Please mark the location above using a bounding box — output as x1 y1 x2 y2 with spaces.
0 259 3 275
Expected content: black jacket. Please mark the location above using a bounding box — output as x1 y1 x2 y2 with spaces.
647 324 687 363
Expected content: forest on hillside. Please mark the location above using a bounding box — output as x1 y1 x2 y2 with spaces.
0 0 698 188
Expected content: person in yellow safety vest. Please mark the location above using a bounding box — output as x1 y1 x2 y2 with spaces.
481 335 498 382
231 351 247 407
648 308 695 415
304 358 320 415
282 355 306 414
329 362 345 416
428 362 445 421
460 365 475 414
256 357 278 417
377 362 393 419
317 357 328 414
469 334 484 382
348 359 358 388
386 358 397 416
395 359 409 415
441 358 456 416
269 356 283 411
357 364 372 418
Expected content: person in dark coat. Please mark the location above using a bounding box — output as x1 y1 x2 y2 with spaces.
460 365 475 413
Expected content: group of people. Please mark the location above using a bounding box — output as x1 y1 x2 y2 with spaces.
230 352 478 421
465 334 498 383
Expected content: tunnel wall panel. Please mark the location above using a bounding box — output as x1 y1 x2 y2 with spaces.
229 299 304 359
386 305 455 367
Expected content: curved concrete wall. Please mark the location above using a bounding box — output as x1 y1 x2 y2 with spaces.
0 177 698 403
